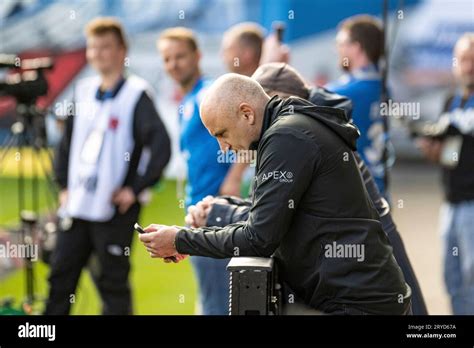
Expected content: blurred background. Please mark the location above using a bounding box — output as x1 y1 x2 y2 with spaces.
0 0 473 314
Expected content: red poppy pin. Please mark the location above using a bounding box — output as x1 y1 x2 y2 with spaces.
109 117 119 130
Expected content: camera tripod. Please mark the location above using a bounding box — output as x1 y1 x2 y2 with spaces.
0 102 58 312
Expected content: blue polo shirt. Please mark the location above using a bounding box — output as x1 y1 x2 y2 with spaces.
179 77 231 207
326 64 388 195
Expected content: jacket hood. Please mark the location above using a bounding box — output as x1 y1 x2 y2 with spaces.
253 96 360 151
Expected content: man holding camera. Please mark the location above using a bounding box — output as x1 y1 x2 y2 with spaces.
417 33 474 314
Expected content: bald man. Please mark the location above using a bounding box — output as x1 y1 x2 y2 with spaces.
139 73 412 315
187 62 427 315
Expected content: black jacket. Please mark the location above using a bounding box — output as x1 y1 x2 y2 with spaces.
308 86 353 120
206 89 427 314
176 96 410 314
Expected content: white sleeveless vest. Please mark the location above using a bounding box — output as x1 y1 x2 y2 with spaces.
66 75 149 221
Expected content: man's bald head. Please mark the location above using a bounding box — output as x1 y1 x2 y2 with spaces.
453 33 474 91
201 73 268 118
200 73 270 151
454 33 474 54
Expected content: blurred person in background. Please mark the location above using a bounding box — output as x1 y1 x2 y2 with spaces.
221 21 289 77
221 22 265 77
326 15 389 198
219 22 266 198
157 27 238 315
417 33 474 315
45 17 171 315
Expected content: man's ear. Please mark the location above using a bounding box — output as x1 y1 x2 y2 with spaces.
196 49 202 62
352 41 364 56
241 47 252 64
239 103 255 125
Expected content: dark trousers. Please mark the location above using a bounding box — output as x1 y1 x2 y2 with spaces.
44 204 139 315
384 222 428 315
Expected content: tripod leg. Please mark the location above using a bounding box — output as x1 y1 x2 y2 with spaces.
0 133 18 174
31 145 58 211
24 220 35 305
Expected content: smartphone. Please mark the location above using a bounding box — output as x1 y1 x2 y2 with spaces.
134 222 146 234
134 222 177 262
272 21 286 43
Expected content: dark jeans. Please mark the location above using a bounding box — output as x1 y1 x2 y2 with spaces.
44 204 139 315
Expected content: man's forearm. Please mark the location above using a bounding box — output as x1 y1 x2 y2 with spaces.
218 195 252 206
227 162 248 181
175 224 259 258
54 116 73 189
207 203 250 227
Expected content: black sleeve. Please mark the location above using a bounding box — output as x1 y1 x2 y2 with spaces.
311 87 353 121
205 195 252 227
130 92 171 195
175 129 320 258
206 203 250 227
53 115 74 189
353 152 390 218
442 94 455 114
218 195 252 206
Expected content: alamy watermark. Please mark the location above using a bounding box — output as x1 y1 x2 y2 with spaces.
324 241 365 262
0 241 38 262
54 99 99 118
217 150 257 167
18 322 55 341
380 99 420 120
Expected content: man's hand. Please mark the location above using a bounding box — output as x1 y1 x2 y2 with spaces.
139 224 188 262
219 162 247 197
184 195 229 227
260 33 290 65
219 175 241 196
112 186 136 214
416 137 443 163
59 189 68 207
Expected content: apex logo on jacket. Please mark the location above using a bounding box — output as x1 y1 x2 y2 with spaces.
261 170 294 184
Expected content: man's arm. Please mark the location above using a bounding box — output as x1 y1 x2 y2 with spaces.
184 195 252 228
206 202 250 227
414 94 454 164
416 137 443 163
175 129 320 258
130 91 172 195
113 92 171 213
218 162 247 196
53 115 73 190
353 152 390 217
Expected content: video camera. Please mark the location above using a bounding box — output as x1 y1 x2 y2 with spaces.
0 54 53 105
